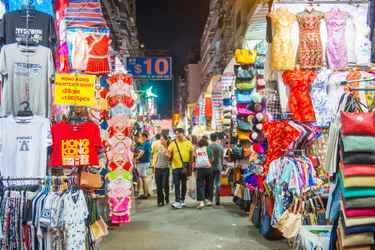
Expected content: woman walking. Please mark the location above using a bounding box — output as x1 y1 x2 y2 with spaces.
154 134 171 206
194 136 213 209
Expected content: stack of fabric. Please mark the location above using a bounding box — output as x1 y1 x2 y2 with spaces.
337 112 375 249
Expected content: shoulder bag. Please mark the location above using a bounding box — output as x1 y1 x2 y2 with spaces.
175 141 192 177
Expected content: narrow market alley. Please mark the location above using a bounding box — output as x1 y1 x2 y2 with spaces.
101 197 288 250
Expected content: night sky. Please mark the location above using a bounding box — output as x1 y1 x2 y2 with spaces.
136 0 210 117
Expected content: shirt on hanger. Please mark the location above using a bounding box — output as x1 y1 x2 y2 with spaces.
49 121 102 167
4 0 54 17
0 43 55 117
0 115 52 177
1 9 56 48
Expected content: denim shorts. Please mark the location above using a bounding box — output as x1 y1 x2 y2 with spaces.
136 163 150 177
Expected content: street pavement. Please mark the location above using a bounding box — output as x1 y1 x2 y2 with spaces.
100 196 289 250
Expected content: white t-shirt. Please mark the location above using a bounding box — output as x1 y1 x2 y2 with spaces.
0 115 52 177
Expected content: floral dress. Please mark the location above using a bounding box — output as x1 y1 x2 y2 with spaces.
297 9 325 68
282 69 317 122
270 8 297 70
63 190 89 250
310 69 333 127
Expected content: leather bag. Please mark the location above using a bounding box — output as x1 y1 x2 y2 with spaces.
234 65 256 79
342 136 375 153
80 171 103 190
235 49 257 64
341 112 375 136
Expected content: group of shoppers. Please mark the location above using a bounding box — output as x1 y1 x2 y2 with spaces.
136 128 225 209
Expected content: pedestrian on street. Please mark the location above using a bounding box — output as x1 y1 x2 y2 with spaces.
154 134 171 207
168 128 193 209
135 131 152 199
208 133 225 205
194 136 214 209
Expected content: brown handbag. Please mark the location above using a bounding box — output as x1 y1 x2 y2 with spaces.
80 171 103 190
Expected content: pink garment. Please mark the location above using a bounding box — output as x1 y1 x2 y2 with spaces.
345 207 375 218
343 165 375 177
109 196 131 224
325 8 349 70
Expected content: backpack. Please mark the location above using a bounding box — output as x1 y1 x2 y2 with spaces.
195 147 211 168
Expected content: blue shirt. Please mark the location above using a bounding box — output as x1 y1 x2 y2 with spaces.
139 140 151 164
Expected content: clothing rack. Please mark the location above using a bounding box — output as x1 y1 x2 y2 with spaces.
340 78 375 85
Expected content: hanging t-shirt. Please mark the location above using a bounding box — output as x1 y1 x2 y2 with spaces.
4 0 54 17
49 121 102 167
0 115 52 177
0 43 55 117
1 9 56 48
0 2 5 19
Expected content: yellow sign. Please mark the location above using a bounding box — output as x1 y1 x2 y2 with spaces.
54 73 96 106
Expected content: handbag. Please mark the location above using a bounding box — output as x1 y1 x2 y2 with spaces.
341 112 375 136
237 130 250 141
175 141 192 177
232 144 243 160
80 171 103 190
343 152 375 165
276 199 303 239
234 65 256 79
237 103 254 117
342 136 375 153
235 49 257 64
251 191 262 227
236 90 253 104
237 119 252 131
235 78 256 90
260 194 283 240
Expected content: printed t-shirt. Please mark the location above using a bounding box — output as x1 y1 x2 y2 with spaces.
168 139 193 169
1 9 56 48
0 116 52 177
49 121 102 167
0 44 55 117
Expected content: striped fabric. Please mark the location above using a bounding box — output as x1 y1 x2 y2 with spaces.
64 0 108 28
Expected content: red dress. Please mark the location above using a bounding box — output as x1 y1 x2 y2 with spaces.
85 34 111 74
282 69 317 122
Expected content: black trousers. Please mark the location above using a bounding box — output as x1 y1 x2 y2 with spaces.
173 168 187 203
155 168 170 204
196 168 213 202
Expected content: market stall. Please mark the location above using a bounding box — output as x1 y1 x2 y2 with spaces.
0 0 138 248
229 0 375 248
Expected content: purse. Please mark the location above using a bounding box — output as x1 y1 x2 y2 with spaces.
80 171 103 190
341 112 375 136
234 65 256 79
236 90 253 104
260 194 283 240
235 78 256 90
235 49 257 64
237 104 254 117
276 199 303 239
175 141 192 177
343 152 375 165
237 130 250 141
237 119 252 131
232 144 243 160
342 135 375 153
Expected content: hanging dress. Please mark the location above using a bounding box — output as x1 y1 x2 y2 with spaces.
85 34 111 74
297 9 324 68
270 8 297 70
325 8 350 70
282 69 317 122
